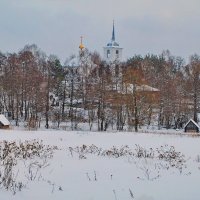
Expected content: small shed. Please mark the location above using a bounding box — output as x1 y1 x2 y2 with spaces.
184 119 200 133
0 114 10 129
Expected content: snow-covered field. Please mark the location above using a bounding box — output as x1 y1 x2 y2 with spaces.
0 130 200 200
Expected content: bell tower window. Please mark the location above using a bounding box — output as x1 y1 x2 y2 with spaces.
107 50 110 58
116 50 119 58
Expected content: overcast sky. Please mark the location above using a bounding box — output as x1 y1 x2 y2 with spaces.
0 0 200 63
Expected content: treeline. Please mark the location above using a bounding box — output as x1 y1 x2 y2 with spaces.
0 45 199 131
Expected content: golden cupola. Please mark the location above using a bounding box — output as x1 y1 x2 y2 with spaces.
79 36 85 50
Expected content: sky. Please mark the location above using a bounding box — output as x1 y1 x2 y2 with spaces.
0 0 200 63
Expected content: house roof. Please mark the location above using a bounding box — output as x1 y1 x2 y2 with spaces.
184 119 200 129
121 84 159 94
136 84 160 92
0 114 10 126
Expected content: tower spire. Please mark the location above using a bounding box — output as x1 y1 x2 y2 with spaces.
112 20 115 41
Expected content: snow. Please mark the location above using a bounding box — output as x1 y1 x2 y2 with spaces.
0 114 10 125
0 130 200 200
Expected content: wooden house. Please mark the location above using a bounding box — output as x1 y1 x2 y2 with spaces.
184 119 200 133
0 114 10 129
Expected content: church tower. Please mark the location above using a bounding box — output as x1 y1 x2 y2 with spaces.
103 21 123 63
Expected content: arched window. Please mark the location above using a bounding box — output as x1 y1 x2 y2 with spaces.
107 50 110 58
116 50 119 58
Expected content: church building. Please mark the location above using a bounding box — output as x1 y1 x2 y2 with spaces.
103 22 123 63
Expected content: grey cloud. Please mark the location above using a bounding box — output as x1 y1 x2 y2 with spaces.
0 0 200 62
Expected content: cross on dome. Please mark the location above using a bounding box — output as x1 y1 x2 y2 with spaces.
79 36 85 50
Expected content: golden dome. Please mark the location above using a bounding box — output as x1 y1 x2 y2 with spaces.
79 36 85 50
79 43 84 50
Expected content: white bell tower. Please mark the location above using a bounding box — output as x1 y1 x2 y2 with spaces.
103 21 123 63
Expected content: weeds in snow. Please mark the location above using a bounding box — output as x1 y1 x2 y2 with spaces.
86 171 97 181
69 144 186 170
69 144 187 181
129 188 134 199
0 140 58 194
195 155 200 163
